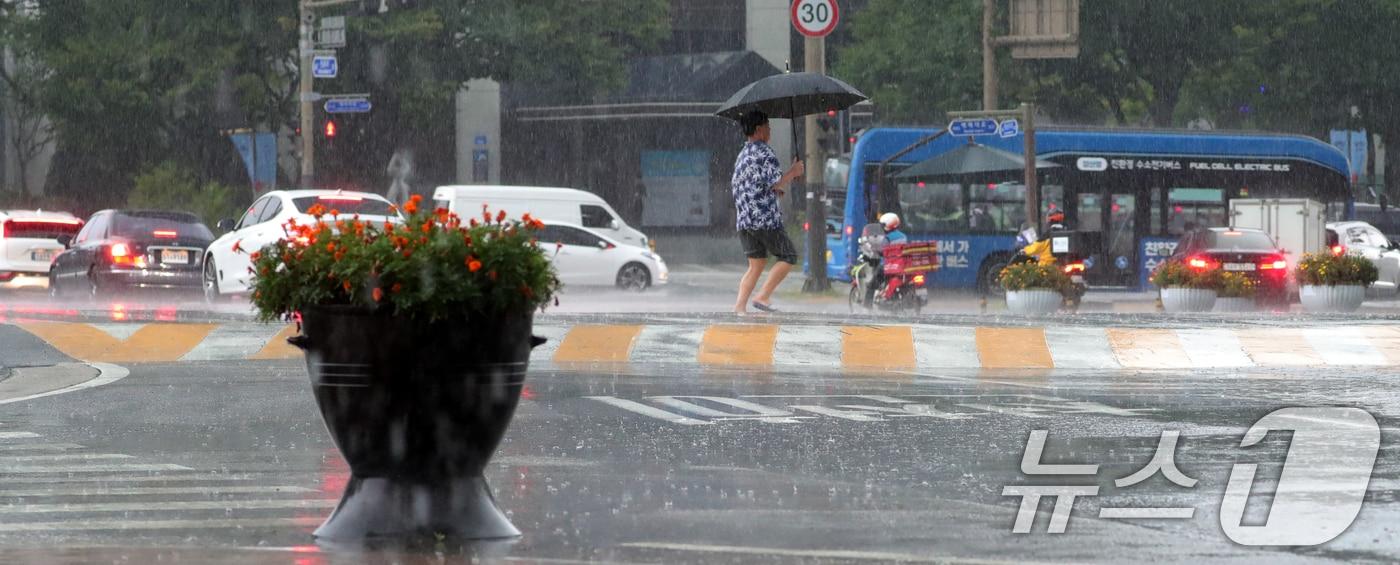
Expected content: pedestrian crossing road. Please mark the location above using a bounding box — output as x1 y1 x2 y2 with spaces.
10 320 1400 370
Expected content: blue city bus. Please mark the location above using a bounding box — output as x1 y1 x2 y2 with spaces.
820 127 1353 291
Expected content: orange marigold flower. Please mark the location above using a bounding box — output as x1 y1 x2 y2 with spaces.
328 208 340 217
391 282 403 294
467 258 482 272
307 204 326 217
522 213 533 224
403 200 418 215
383 221 394 232
402 250 412 259
372 287 383 302
232 240 244 253
470 218 479 227
342 280 352 292
250 251 261 260
334 251 345 261
496 210 507 223
326 242 336 252
421 223 432 234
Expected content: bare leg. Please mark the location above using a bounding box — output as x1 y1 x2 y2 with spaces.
753 260 793 306
734 258 767 314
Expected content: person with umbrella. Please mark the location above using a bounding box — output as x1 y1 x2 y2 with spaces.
731 110 805 314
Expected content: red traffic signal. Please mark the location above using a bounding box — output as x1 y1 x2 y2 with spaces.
324 120 337 138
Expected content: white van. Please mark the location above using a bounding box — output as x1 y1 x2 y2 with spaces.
432 185 650 250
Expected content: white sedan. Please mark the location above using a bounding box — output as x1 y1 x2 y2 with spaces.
537 222 667 291
203 190 400 299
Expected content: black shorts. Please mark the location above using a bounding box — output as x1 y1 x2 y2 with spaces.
739 228 798 264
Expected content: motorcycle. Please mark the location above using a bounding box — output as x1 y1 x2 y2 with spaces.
849 223 938 314
1010 229 1088 311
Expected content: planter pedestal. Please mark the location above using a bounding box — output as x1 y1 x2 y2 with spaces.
1160 288 1217 313
292 305 544 542
1300 284 1365 313
1006 289 1062 315
1213 296 1255 313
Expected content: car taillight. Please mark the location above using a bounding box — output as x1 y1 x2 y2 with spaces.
1063 262 1085 274
1187 256 1212 270
912 274 926 286
1260 257 1287 271
110 243 130 258
845 225 853 236
1331 245 1345 256
803 222 810 232
153 230 178 238
109 243 143 266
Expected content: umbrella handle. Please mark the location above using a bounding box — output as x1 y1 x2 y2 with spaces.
790 98 800 162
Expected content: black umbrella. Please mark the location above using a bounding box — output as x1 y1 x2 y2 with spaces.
715 72 868 156
894 143 1059 183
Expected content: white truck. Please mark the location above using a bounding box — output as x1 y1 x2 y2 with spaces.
1228 198 1327 267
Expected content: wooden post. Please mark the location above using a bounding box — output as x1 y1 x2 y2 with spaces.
1023 102 1038 230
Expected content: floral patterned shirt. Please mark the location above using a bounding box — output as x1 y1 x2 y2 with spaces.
730 140 784 231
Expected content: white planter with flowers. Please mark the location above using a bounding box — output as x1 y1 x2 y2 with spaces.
1160 288 1218 313
1295 253 1378 314
1299 284 1364 313
1006 289 1063 315
999 262 1069 315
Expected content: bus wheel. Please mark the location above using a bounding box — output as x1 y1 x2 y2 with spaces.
978 257 1011 296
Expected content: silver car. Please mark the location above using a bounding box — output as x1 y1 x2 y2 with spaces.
1326 220 1400 296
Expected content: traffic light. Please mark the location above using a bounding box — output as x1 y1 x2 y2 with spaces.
324 120 337 138
816 109 839 156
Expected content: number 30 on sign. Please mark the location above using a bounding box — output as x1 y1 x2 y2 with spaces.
791 0 839 37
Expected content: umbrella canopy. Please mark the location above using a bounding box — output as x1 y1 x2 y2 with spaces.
714 72 867 120
894 143 1060 182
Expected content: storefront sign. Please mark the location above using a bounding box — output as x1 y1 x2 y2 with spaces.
1139 237 1179 289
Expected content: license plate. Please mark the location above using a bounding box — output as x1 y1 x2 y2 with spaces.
161 249 189 265
30 249 55 262
1224 263 1256 271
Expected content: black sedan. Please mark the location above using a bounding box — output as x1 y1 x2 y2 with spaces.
49 210 214 298
1170 227 1290 302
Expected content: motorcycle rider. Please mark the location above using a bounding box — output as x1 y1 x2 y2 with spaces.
880 212 908 244
1021 211 1067 266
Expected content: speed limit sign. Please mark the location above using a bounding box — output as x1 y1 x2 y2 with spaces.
791 0 839 38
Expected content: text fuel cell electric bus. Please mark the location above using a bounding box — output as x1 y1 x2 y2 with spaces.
820 127 1352 291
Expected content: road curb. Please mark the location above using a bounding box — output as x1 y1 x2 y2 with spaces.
0 363 129 406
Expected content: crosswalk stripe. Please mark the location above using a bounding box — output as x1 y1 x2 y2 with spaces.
87 323 145 341
1043 327 1120 369
1302 327 1387 365
1363 326 1400 364
249 324 300 360
1106 329 1191 369
842 326 916 370
1176 329 1254 368
0 443 85 452
912 326 980 369
1236 328 1324 366
0 463 192 473
775 326 843 369
0 485 315 497
974 328 1054 369
552 325 642 364
630 325 705 364
181 324 283 361
0 499 335 514
530 324 570 362
0 516 324 533
0 474 264 485
698 324 778 366
2 453 133 462
0 432 41 440
15 322 217 362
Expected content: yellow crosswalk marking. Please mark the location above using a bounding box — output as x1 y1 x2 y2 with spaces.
250 324 301 360
698 324 778 366
842 326 916 370
1235 328 1324 366
552 325 643 364
1106 328 1190 368
974 327 1054 369
18 322 216 363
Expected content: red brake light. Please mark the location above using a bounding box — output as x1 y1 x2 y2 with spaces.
153 230 178 238
844 225 853 236
1063 262 1085 273
1187 256 1211 270
1331 245 1345 256
1260 258 1287 270
110 243 130 258
803 222 810 232
912 274 926 286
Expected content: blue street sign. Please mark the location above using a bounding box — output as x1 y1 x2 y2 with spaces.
949 118 1000 137
998 119 1020 138
474 135 488 146
312 55 337 79
324 98 372 113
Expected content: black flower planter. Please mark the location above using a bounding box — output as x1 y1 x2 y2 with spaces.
290 305 545 541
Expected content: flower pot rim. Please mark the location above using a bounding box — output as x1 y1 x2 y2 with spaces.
1004 287 1063 292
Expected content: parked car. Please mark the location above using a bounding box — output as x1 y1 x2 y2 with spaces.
49 210 212 298
537 222 667 291
1171 227 1291 303
432 185 651 250
0 209 83 290
1326 220 1400 296
204 189 400 299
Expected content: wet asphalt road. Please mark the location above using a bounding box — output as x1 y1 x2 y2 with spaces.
3 351 1400 563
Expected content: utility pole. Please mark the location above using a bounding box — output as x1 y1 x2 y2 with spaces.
802 35 830 292
982 0 997 111
299 0 315 187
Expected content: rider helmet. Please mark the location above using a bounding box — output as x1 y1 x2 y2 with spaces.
879 212 901 231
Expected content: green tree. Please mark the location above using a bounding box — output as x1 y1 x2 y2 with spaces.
127 161 242 227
